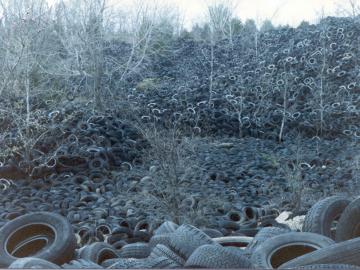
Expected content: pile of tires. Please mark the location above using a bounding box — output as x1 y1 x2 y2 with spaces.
132 16 360 140
247 195 360 269
4 198 360 269
0 106 147 181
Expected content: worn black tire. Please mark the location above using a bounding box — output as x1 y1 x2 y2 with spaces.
79 242 119 265
9 257 61 269
149 244 185 266
251 232 335 269
283 264 360 270
303 196 350 239
111 226 132 237
134 219 155 234
169 224 219 259
227 210 246 223
62 259 103 269
106 234 128 245
237 227 259 237
185 244 253 269
279 237 360 268
336 197 360 242
119 242 151 259
246 227 291 253
219 219 240 230
0 212 76 267
133 230 151 242
95 224 112 236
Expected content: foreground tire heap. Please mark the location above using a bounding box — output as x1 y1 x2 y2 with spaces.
1 195 360 269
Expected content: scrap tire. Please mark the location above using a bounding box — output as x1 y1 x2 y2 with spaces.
0 212 76 267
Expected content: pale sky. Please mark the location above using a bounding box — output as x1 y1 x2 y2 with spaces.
113 0 344 29
50 0 348 29
151 0 339 28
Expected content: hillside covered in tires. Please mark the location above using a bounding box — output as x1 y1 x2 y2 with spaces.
0 10 359 269
137 16 360 140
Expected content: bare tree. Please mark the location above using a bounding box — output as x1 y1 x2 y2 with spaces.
118 0 155 82
43 0 108 109
336 0 360 18
206 0 239 46
278 67 289 143
0 0 56 164
120 1 183 78
318 8 328 136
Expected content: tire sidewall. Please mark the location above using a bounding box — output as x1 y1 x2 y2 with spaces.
0 212 76 267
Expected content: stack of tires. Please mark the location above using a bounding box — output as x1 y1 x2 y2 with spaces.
249 195 360 269
3 196 360 269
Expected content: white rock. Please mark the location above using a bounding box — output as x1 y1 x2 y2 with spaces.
276 211 305 231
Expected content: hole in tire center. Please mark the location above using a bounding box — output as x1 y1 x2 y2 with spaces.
330 214 341 239
98 226 111 235
98 250 118 264
221 242 248 248
270 245 317 268
229 213 241 222
354 223 360 238
244 207 255 219
6 224 55 258
138 223 148 231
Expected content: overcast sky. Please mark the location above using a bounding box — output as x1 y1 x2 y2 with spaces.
113 0 347 29
50 0 348 29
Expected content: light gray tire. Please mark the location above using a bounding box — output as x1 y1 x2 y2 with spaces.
107 258 151 269
119 242 151 259
149 244 185 266
149 233 172 249
0 212 76 267
109 256 181 269
251 232 335 269
279 237 360 268
303 196 350 239
185 244 253 269
202 228 223 238
101 258 120 268
154 221 178 235
246 227 291 253
9 257 61 269
336 197 360 242
283 264 360 270
169 224 219 259
224 246 249 260
61 259 103 269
